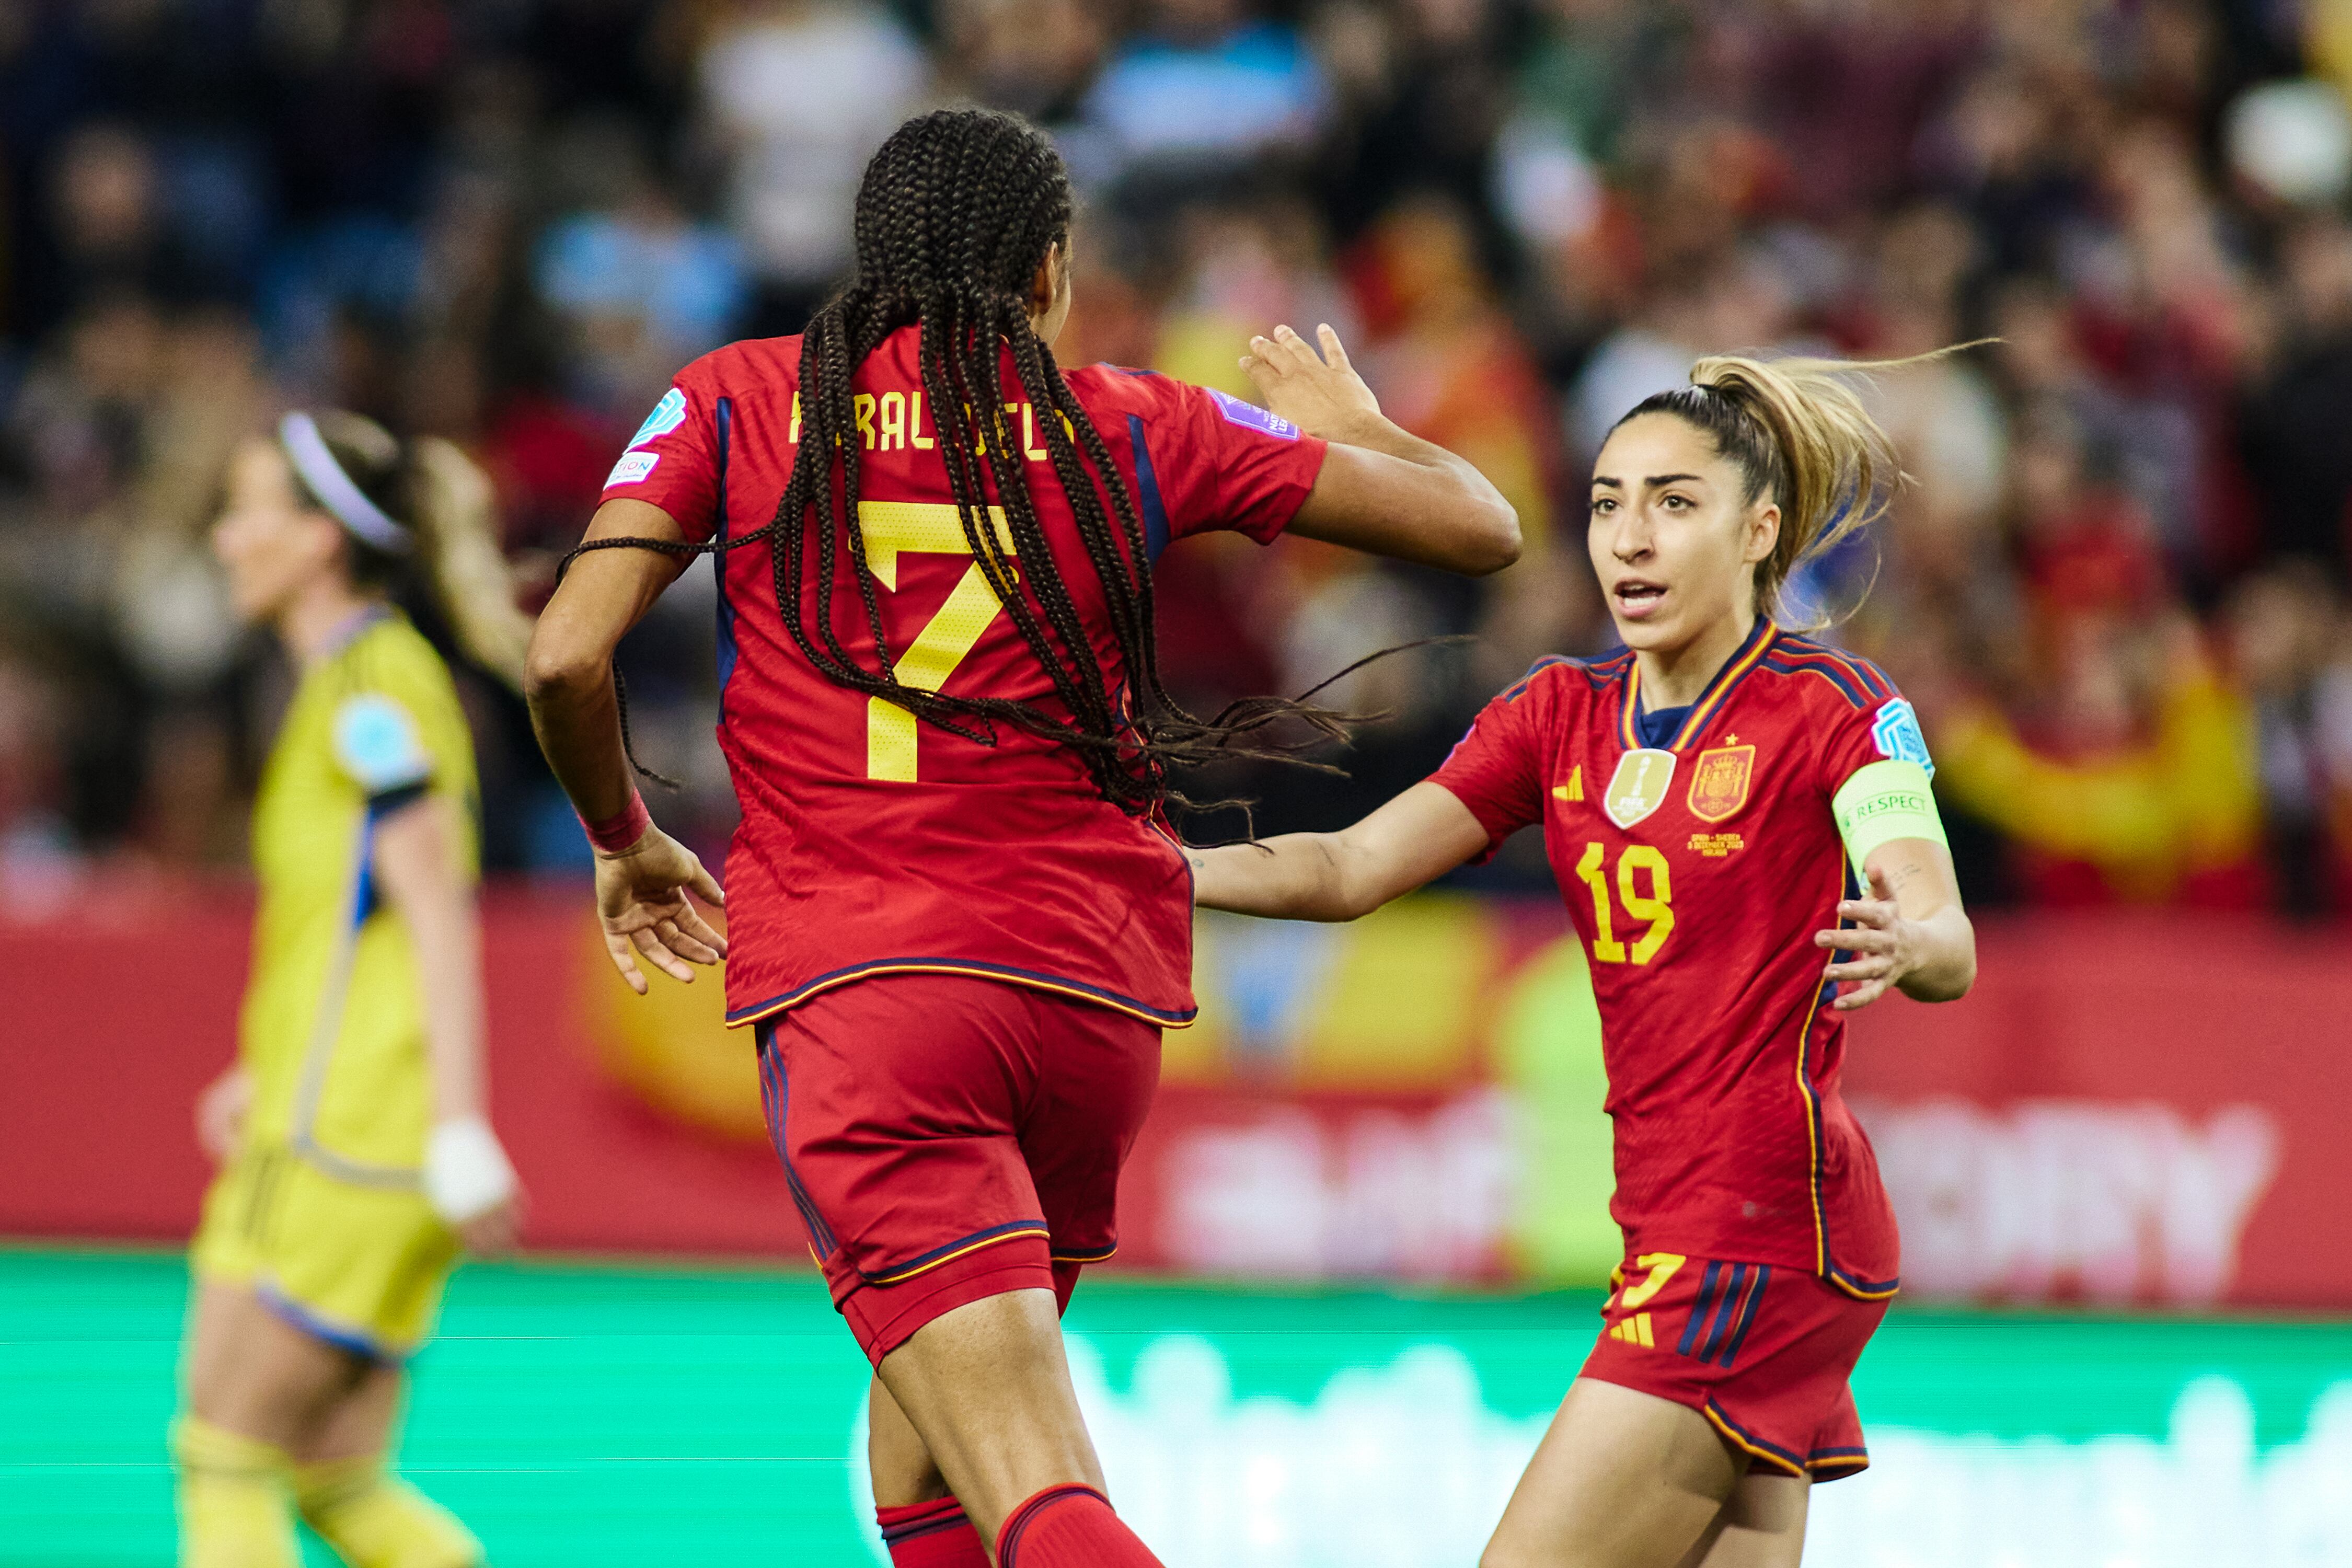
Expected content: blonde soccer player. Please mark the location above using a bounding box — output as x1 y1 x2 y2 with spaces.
176 411 531 1568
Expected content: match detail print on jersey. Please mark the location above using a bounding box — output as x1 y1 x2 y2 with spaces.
859 501 1018 783
1604 747 1678 828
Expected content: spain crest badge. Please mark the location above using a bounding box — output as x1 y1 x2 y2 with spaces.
1686 743 1756 824
1604 748 1678 829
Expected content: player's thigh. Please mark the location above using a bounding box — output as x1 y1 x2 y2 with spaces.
1482 1377 1745 1568
293 1362 407 1465
1020 992 1161 1287
875 1287 1105 1547
867 1374 951 1507
1679 1471 1808 1568
182 1278 367 1446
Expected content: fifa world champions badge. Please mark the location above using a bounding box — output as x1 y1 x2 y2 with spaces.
1604 748 1678 829
1686 743 1756 823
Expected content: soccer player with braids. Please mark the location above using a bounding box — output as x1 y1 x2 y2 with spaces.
526 109 1517 1567
1193 353 1978 1567
177 413 529 1568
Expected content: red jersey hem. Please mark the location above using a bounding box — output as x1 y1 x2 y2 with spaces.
723 956 1198 1030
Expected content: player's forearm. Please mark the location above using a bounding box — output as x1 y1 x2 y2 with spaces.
1897 906 1976 1002
523 642 639 824
374 802 491 1122
1293 420 1522 575
1189 835 1373 921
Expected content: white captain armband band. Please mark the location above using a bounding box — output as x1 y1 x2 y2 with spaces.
423 1117 517 1225
1831 759 1947 881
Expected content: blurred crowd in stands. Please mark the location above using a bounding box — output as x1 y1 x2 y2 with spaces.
4 0 2352 918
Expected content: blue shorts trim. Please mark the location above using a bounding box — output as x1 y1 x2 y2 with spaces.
253 1281 404 1366
724 958 1196 1031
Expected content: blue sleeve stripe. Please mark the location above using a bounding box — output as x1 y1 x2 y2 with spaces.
1763 653 1867 709
1127 414 1171 562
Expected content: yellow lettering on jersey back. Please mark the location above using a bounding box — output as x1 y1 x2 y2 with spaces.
1010 401 1048 460
1551 766 1583 803
854 394 877 450
879 391 906 451
788 393 801 443
857 502 1017 782
909 390 935 450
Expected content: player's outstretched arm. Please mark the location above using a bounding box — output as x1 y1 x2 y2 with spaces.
1813 839 1977 1011
527 497 727 995
1240 324 1520 575
1189 781 1492 922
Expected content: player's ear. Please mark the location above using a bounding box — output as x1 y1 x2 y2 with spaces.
1743 499 1781 567
1027 242 1065 322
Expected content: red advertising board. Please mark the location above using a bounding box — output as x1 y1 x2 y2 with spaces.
6 884 2350 1307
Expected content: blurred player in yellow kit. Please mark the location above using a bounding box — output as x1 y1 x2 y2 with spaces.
176 410 532 1568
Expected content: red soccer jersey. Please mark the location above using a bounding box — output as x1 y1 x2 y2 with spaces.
601 328 1327 1030
1431 619 1913 1297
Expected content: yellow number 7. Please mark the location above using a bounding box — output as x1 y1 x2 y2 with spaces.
859 502 1017 782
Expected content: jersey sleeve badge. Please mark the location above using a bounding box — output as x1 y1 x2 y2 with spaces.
331 693 432 796
606 450 660 486
627 387 688 448
1685 742 1756 823
1869 698 1934 774
1203 386 1301 441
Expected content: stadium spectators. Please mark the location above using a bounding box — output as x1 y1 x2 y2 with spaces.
2 0 2351 919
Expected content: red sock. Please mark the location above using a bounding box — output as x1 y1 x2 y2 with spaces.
995 1484 1163 1567
876 1497 988 1567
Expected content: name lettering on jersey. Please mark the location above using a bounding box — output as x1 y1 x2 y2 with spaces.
1686 740 1755 823
791 387 1076 462
1603 748 1677 829
1687 832 1745 858
1551 766 1583 803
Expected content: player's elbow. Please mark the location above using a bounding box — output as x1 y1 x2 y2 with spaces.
1457 498 1521 576
523 621 609 710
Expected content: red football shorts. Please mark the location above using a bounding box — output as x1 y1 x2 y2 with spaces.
754 974 1161 1366
1581 1253 1889 1481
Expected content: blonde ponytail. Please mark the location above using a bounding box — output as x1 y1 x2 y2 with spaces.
407 436 532 692
1615 344 1984 622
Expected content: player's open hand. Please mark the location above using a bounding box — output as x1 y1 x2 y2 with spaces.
1241 324 1382 441
593 822 727 995
1813 864 1922 1011
455 1193 524 1256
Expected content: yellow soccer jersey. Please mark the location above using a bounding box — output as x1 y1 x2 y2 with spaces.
238 608 478 1177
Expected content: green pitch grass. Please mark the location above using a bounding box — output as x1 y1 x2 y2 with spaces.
7 1247 2352 1566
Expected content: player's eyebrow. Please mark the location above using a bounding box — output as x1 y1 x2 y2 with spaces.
1641 473 1704 488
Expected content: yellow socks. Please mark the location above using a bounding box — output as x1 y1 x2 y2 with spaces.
173 1416 301 1568
291 1455 483 1568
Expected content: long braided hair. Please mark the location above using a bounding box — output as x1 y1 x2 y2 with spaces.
569 107 1354 813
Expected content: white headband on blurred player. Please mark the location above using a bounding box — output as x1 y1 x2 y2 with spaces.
278 411 411 556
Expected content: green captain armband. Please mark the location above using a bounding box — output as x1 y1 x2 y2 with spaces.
1831 760 1947 881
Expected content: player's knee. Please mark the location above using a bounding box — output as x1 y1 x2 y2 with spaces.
293 1457 481 1568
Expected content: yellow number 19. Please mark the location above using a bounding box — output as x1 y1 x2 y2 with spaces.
857 502 1016 781
1575 842 1675 965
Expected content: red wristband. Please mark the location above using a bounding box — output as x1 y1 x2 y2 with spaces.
579 789 652 856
